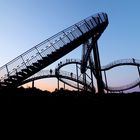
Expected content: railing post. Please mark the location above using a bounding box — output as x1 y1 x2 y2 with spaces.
48 39 56 51
62 31 71 41
98 14 103 22
92 17 98 25
84 20 92 30
59 37 66 45
90 18 95 27
21 55 27 67
5 64 10 78
35 46 43 59
70 32 76 39
75 25 84 34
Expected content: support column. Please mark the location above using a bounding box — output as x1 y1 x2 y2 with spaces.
57 78 60 90
64 83 65 90
137 66 140 78
133 59 140 89
76 64 79 91
89 57 95 93
137 66 140 89
92 37 104 94
104 71 108 93
83 73 87 91
32 80 35 88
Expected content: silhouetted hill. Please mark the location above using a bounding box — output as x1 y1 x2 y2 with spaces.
0 87 95 105
0 87 140 106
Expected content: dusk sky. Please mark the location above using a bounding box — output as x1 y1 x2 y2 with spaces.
0 0 140 91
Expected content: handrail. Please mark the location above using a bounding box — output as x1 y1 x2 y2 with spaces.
55 58 140 92
22 69 94 91
0 12 108 85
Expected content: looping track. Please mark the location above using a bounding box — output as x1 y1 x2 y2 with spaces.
55 59 140 92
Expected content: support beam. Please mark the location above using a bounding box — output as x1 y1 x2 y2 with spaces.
89 57 95 93
92 38 104 94
32 80 35 88
81 43 87 73
57 78 60 90
104 71 108 93
133 58 140 89
137 66 140 78
76 64 79 91
64 83 65 90
83 73 87 91
5 64 10 78
137 66 140 89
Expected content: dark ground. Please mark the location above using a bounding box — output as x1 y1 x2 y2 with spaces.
0 87 140 106
1 87 140 128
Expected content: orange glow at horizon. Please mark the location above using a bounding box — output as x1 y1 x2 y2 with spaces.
22 79 73 92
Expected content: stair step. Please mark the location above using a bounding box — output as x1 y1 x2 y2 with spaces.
27 65 37 70
0 82 7 85
32 62 42 67
22 68 32 73
17 71 27 76
38 59 46 63
42 56 49 60
0 83 8 87
10 75 24 80
4 78 15 83
11 75 18 78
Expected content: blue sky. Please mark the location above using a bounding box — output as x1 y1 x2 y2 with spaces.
0 0 140 91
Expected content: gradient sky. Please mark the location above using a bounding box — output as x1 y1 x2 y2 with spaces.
0 0 140 91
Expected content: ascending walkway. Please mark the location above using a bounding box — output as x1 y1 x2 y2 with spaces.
0 13 108 89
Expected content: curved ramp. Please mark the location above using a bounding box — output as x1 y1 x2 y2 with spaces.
101 59 140 71
21 70 95 92
0 12 108 88
55 58 140 92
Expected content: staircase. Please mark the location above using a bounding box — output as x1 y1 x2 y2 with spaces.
0 12 108 89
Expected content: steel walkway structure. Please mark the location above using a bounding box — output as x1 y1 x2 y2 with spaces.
0 13 108 89
55 59 140 92
21 70 95 92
